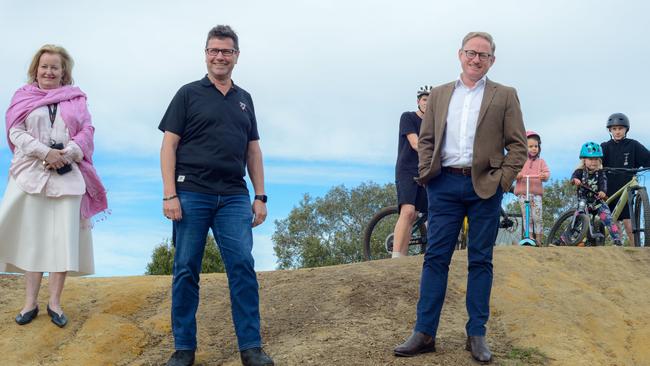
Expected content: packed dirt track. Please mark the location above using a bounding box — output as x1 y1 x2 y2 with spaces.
2 246 650 365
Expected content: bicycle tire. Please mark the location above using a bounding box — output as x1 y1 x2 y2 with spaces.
496 211 522 246
632 187 650 247
362 206 426 260
548 210 589 246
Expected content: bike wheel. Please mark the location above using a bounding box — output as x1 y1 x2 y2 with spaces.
632 187 650 247
548 210 589 246
362 206 426 260
496 211 522 246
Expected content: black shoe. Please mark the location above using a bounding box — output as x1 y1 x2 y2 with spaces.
394 331 436 357
15 306 39 325
613 239 623 246
240 347 274 366
47 304 68 328
466 336 492 363
166 350 195 366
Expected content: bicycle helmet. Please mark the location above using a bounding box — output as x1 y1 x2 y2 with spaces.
606 113 630 131
417 85 432 99
579 141 603 158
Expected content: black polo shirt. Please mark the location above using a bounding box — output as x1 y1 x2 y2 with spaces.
158 76 259 195
395 111 422 178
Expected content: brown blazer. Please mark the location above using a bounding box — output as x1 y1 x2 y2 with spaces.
417 78 527 199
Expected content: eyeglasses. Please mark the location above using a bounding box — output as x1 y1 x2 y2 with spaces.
463 49 492 61
205 48 238 57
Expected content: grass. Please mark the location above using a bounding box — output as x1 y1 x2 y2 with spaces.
503 346 549 365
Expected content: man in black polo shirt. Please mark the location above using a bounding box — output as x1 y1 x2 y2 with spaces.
159 25 274 366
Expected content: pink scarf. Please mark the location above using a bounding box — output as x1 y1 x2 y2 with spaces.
5 83 107 219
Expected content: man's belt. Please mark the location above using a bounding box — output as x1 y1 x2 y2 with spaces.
443 166 472 176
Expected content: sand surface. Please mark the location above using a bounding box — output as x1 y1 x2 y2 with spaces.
1 246 649 365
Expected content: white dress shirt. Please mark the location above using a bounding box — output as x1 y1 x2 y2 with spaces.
441 76 487 168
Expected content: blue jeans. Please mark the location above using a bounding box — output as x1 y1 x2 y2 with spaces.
172 190 261 351
415 171 502 338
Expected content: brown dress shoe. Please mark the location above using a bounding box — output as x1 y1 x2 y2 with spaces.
394 331 436 357
466 336 492 363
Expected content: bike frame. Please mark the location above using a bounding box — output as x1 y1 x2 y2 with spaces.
570 197 604 244
408 213 428 245
605 175 639 221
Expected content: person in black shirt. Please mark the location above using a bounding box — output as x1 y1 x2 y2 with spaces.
601 113 650 246
159 25 273 366
391 86 430 257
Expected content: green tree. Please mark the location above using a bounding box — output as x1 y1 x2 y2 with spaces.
145 234 225 275
272 181 396 269
541 178 578 236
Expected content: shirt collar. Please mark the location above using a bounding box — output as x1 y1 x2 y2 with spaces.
200 75 239 93
455 75 487 90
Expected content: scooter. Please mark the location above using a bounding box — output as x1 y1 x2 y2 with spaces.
519 175 538 246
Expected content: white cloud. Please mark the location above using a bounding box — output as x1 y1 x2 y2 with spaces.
3 0 647 163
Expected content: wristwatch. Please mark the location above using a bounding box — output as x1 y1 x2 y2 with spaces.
254 194 268 203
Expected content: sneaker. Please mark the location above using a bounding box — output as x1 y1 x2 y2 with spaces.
613 239 623 247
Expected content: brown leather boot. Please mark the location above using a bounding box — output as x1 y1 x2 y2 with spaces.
394 331 436 357
466 336 492 363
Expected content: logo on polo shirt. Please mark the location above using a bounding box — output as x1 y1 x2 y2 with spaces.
239 101 247 111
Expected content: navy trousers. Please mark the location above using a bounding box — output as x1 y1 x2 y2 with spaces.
415 171 503 337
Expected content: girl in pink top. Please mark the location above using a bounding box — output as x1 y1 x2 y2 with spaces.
514 131 550 245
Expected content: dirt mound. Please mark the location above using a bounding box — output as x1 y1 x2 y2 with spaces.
1 246 650 365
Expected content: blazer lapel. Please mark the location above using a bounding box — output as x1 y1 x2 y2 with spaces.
476 78 496 128
436 82 455 139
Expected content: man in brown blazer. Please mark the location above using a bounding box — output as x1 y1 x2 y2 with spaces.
394 32 527 363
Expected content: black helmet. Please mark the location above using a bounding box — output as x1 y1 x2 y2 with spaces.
606 113 630 131
417 85 432 99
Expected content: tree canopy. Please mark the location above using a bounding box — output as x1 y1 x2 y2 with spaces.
146 234 225 275
272 182 396 269
272 178 582 269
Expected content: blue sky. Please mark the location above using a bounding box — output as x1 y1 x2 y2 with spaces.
1 0 649 276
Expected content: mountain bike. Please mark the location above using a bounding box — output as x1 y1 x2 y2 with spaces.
548 167 648 246
362 206 426 261
602 167 649 246
547 185 607 246
362 204 521 261
495 208 523 246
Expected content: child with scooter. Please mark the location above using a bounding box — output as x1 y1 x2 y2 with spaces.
515 131 550 245
570 142 623 246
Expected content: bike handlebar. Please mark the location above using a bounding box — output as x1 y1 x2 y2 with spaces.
576 185 607 205
604 167 650 174
577 184 599 195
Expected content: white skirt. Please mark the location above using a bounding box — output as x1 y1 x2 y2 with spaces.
0 177 94 276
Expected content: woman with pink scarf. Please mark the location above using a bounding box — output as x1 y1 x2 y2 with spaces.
0 45 106 328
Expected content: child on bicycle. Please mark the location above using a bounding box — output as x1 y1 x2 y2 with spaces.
514 131 550 245
601 113 650 246
571 142 622 246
